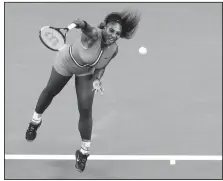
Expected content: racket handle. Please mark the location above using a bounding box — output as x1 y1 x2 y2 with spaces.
67 23 77 30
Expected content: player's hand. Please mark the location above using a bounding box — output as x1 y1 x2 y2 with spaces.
72 19 85 29
92 79 104 95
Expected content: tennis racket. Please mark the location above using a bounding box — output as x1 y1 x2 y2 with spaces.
39 23 76 51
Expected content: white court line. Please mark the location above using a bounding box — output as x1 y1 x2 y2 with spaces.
5 154 222 161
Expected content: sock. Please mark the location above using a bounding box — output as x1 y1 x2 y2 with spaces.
80 140 91 155
31 112 42 124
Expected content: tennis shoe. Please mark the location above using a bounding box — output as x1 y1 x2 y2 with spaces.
75 149 89 172
25 120 42 141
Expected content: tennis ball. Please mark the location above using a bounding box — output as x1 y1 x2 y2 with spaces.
139 46 147 55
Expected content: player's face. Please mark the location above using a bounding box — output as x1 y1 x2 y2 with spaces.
102 22 122 45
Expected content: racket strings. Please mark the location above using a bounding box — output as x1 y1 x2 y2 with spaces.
40 27 65 51
44 31 59 46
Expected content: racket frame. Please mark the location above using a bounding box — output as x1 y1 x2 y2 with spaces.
39 26 68 51
39 23 76 51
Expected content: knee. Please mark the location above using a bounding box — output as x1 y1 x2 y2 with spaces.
79 107 92 119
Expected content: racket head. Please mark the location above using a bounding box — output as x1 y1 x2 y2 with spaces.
39 26 67 51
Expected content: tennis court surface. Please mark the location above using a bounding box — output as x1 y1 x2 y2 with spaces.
5 3 222 179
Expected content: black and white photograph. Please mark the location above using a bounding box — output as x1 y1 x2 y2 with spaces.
4 2 222 179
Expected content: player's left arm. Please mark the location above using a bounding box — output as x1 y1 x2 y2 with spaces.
93 46 119 80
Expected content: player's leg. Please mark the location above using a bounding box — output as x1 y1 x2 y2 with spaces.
74 73 95 172
35 67 72 114
26 67 72 141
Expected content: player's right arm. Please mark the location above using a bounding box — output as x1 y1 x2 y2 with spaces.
73 19 98 41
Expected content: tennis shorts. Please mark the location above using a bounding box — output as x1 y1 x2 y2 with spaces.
53 44 95 77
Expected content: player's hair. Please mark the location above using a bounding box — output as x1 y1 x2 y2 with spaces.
98 9 141 39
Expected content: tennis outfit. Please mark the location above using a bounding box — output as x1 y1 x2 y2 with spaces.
53 28 117 77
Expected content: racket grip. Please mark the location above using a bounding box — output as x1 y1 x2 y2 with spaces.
67 23 77 30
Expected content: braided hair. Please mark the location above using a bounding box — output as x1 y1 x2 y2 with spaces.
98 9 141 39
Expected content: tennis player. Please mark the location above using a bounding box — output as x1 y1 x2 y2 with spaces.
25 9 140 172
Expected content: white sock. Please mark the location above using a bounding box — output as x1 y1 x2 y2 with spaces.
32 112 42 124
80 140 91 155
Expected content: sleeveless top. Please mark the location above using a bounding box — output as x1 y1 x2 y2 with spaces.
70 28 117 69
